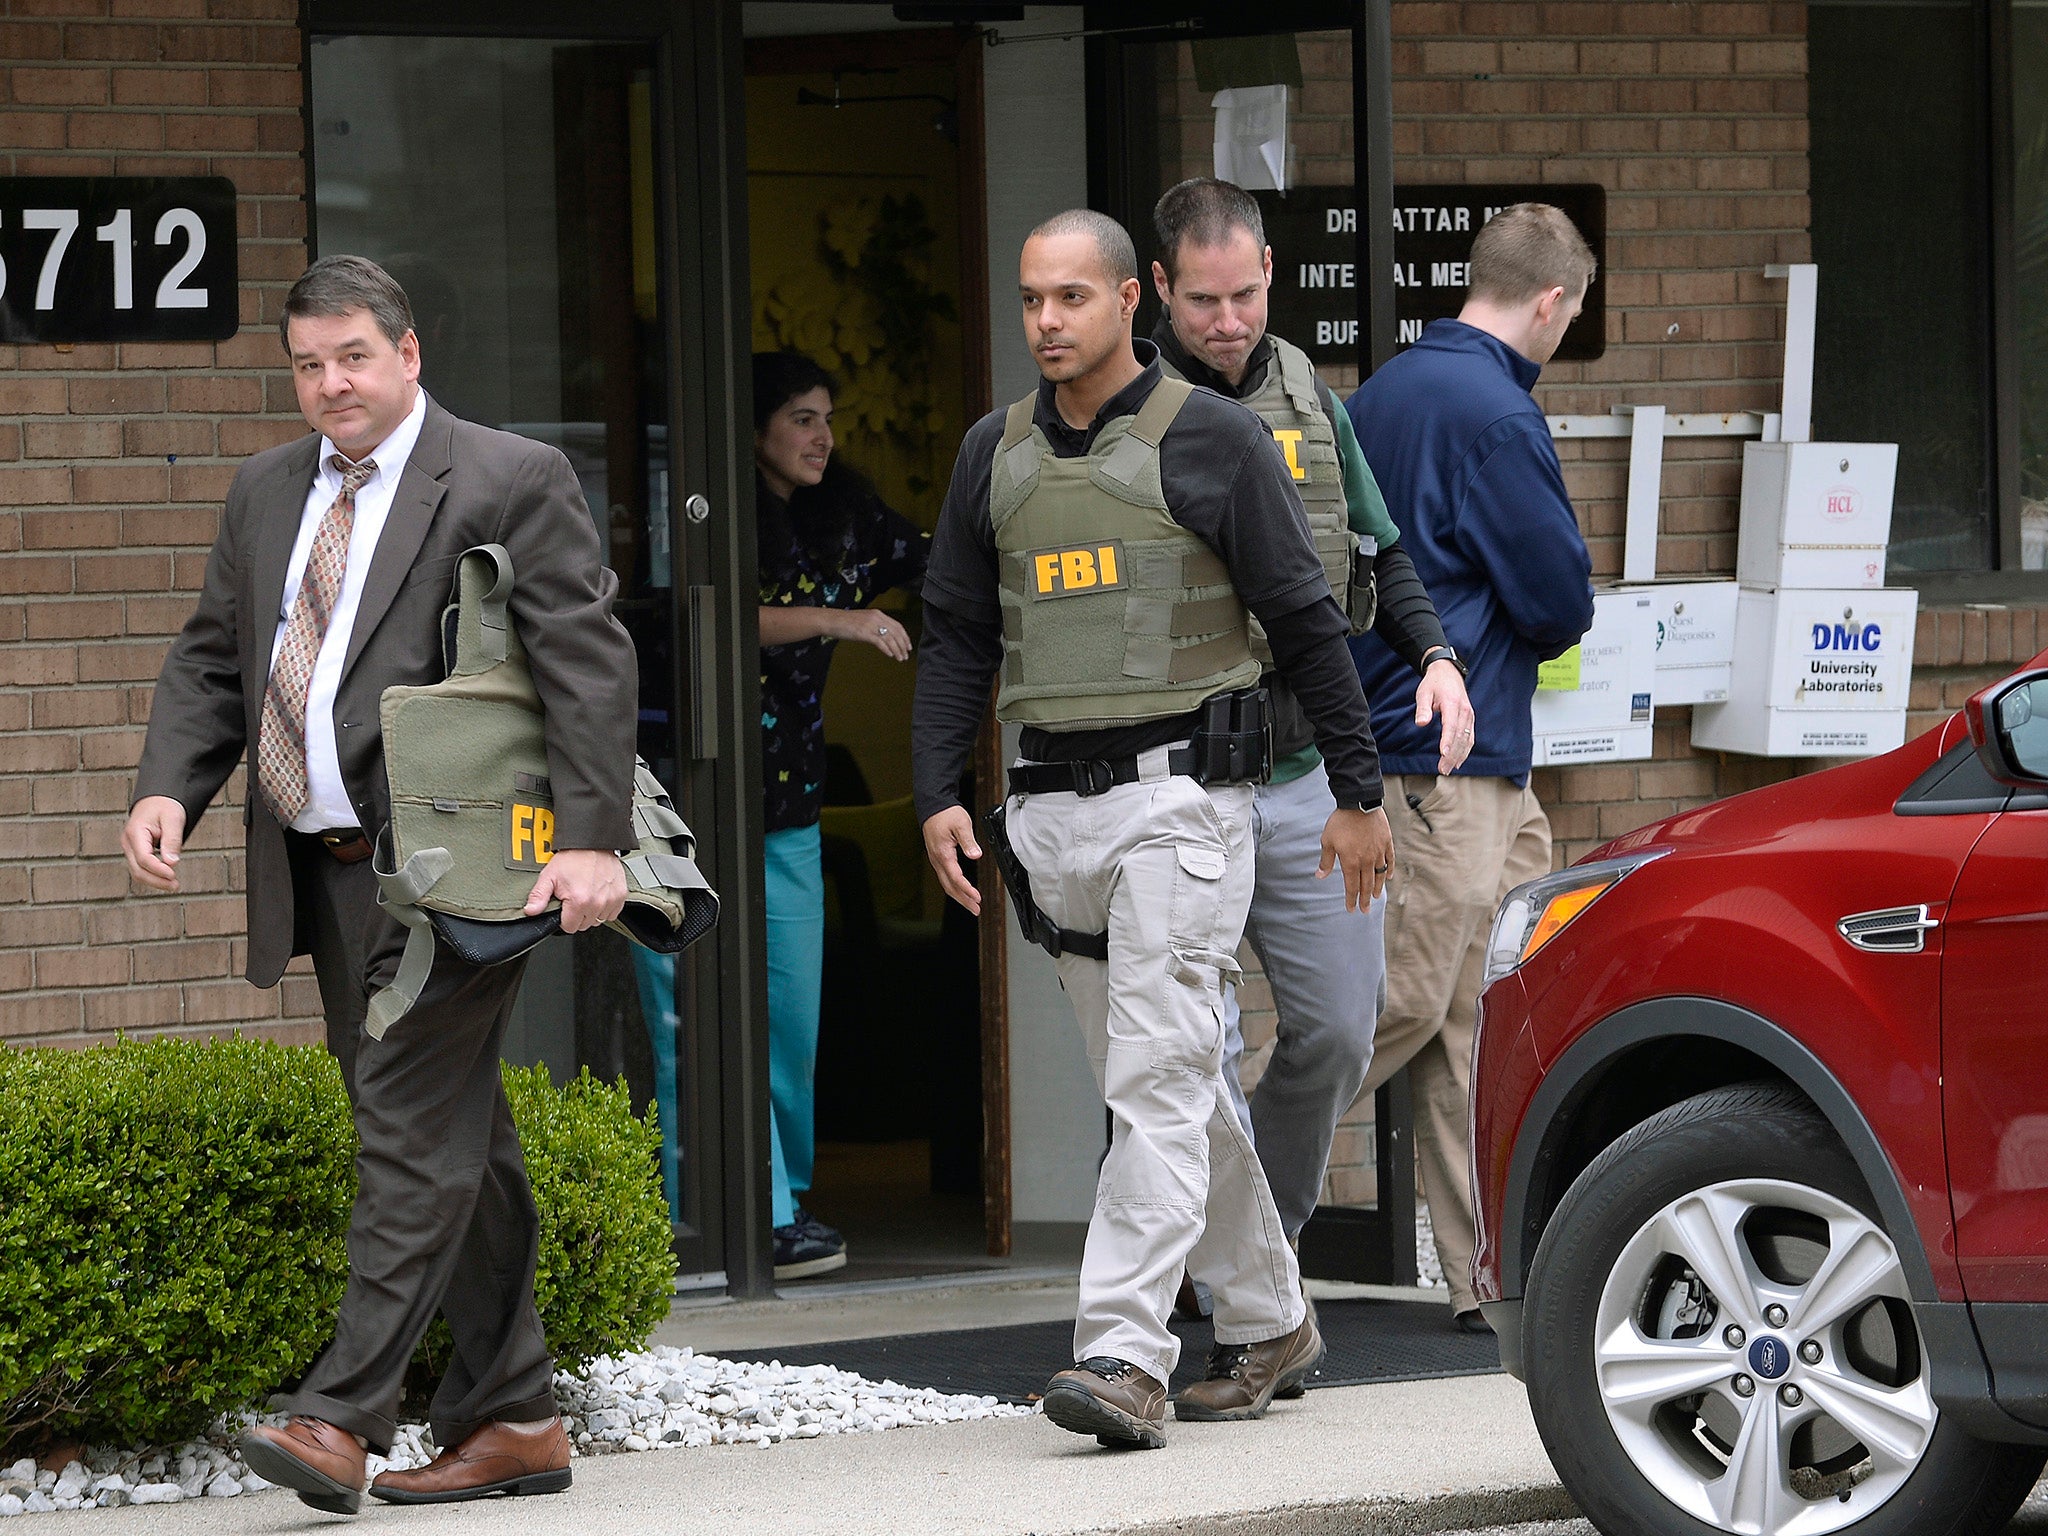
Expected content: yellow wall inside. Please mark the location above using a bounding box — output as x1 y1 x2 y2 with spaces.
746 63 967 806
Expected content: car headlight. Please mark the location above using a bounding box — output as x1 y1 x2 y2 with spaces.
1482 849 1670 990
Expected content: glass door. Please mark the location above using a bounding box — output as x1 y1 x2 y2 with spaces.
307 13 756 1287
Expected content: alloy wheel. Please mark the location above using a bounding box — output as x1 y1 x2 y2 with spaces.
1591 1177 1935 1536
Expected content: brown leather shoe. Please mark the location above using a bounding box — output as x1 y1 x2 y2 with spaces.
1174 1308 1325 1421
1041 1358 1167 1449
1273 1289 1319 1400
239 1417 367 1515
370 1417 571 1504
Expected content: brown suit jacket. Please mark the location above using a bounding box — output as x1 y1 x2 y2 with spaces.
135 396 639 988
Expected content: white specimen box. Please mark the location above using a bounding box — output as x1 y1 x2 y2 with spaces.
1690 586 1919 758
1617 579 1740 707
1530 590 1657 766
1736 441 1898 590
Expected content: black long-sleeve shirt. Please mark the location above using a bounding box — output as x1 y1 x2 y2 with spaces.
912 340 1381 822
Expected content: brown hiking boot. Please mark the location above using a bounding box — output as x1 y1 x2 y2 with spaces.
1273 1289 1319 1400
1174 1309 1325 1422
1042 1357 1168 1449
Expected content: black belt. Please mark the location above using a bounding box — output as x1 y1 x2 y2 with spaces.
1007 747 1201 799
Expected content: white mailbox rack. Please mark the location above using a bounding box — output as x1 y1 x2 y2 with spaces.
1543 262 1815 584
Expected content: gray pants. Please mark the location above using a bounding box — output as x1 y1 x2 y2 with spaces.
1217 761 1385 1238
281 833 559 1452
1007 748 1303 1385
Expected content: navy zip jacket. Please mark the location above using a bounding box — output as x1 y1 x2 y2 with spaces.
1345 319 1594 784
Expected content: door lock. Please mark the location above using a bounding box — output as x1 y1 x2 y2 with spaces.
684 493 712 524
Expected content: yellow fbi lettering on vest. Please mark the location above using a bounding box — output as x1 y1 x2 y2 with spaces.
1026 540 1128 601
505 772 556 870
1270 428 1308 481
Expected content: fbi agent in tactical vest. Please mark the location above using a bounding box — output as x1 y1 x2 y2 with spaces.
912 210 1394 1449
1148 178 1476 1278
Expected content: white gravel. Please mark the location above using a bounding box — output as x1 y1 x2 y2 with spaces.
1416 1199 1447 1291
0 1346 1026 1516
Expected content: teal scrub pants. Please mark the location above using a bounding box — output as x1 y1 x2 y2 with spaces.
628 947 683 1226
763 822 825 1229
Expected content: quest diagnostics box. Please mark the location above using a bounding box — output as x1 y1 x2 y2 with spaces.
1529 590 1657 765
1690 586 1919 758
1618 579 1739 706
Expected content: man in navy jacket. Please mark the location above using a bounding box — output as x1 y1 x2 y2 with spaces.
1345 204 1595 1331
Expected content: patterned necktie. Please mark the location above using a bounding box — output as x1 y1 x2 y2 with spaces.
256 457 377 826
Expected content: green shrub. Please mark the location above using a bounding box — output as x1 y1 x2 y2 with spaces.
0 1040 675 1456
0 1039 355 1452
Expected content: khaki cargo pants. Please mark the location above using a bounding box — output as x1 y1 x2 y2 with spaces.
1008 747 1303 1386
1362 773 1550 1312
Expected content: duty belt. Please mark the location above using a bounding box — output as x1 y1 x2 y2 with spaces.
1006 747 1201 799
1005 683 1273 799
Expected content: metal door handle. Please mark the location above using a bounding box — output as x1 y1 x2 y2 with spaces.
688 585 717 761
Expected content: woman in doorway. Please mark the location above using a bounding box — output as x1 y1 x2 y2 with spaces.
754 351 930 1280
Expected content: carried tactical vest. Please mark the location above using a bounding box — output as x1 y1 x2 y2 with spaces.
1160 334 1360 659
990 376 1261 730
367 544 720 1037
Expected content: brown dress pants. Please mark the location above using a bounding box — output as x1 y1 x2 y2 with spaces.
280 833 558 1452
1362 774 1551 1312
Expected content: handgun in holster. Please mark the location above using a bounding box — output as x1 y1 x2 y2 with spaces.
983 802 1108 962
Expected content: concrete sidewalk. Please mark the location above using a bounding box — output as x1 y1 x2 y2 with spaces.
82 1276 1574 1536
114 1375 1570 1536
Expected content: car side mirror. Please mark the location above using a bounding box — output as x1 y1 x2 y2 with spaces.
1966 670 2048 786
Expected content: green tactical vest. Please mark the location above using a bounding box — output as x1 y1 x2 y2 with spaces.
990 375 1261 730
1160 333 1356 662
368 544 719 1037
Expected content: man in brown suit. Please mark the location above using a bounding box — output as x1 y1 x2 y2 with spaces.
122 256 637 1512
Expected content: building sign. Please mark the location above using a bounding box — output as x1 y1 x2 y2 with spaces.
0 177 238 344
1254 184 1606 365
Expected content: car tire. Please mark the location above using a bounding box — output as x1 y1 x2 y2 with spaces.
1523 1082 2045 1536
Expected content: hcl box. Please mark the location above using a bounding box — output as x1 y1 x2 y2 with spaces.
1617 579 1740 706
1690 586 1919 758
1736 441 1898 590
1530 590 1657 766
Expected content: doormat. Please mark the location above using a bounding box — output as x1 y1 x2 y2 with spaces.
722 1297 1501 1405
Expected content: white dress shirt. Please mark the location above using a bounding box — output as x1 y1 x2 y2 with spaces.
268 387 430 833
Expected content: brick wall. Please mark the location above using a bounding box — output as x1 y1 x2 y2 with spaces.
1148 3 1989 1211
0 0 317 1049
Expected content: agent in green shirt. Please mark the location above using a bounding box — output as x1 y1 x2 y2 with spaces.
1149 180 1474 1389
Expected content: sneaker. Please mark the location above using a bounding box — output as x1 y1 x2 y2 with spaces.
1173 1309 1324 1422
772 1219 847 1280
1041 1358 1167 1449
792 1206 845 1250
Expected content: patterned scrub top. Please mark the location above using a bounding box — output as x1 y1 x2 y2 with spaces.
758 482 930 833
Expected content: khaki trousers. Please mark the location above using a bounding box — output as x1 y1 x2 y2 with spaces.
1008 750 1302 1385
1362 774 1550 1312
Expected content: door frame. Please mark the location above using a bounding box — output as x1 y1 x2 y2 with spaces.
301 0 773 1295
739 24 1012 1256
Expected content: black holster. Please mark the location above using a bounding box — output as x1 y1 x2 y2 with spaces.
1185 684 1274 786
984 802 1108 961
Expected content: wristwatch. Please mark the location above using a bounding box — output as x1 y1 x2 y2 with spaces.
1420 644 1468 679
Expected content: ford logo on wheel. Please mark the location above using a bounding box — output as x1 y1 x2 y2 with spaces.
1749 1335 1791 1380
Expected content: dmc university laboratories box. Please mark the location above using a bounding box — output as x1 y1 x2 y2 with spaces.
1691 587 1920 758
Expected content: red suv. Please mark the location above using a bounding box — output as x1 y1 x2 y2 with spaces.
1472 661 2048 1536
